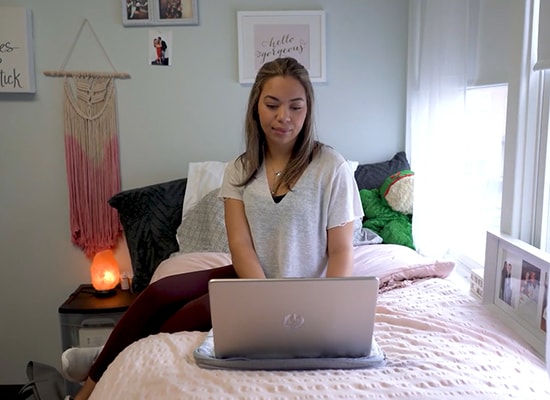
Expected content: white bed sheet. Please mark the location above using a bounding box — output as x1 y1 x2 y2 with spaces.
90 278 550 399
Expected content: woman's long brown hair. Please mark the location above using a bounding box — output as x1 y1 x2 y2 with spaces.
235 57 322 192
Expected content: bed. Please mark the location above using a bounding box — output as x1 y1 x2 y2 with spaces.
94 152 550 399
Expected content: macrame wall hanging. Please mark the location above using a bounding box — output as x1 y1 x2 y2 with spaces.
44 19 130 258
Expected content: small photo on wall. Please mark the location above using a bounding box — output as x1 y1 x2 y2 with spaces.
157 0 198 25
149 30 172 66
127 0 150 21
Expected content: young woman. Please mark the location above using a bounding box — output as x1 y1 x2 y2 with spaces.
67 57 362 399
220 57 362 279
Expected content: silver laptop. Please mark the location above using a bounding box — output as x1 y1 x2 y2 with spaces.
209 277 379 359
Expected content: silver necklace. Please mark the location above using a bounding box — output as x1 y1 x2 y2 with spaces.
269 163 284 177
270 167 283 194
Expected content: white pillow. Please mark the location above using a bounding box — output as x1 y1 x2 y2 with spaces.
347 160 359 172
181 161 227 221
176 188 229 254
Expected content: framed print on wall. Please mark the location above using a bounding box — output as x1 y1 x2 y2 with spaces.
123 0 199 27
483 231 550 358
0 6 36 93
237 10 326 84
123 0 152 26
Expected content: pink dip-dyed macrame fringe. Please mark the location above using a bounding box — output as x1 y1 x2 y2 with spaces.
43 19 131 257
63 75 122 258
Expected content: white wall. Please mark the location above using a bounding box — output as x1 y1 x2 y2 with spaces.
0 0 408 383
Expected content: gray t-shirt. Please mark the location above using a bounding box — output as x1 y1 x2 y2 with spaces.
219 146 363 278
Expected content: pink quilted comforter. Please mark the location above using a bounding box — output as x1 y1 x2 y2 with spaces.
90 278 550 399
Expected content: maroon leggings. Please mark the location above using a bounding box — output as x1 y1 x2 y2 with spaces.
88 264 237 382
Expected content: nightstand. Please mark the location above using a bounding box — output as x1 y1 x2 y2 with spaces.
58 284 138 396
59 284 138 351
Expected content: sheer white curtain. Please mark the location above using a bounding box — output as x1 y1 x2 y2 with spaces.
407 0 471 258
407 0 523 260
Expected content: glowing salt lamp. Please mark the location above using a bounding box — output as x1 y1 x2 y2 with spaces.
90 249 120 296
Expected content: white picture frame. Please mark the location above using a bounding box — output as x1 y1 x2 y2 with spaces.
123 0 199 27
0 6 36 93
483 231 549 358
237 10 326 84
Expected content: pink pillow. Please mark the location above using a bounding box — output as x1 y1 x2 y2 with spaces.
150 245 454 290
151 252 232 284
352 244 455 287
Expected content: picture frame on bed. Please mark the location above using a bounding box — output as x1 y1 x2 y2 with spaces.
483 231 549 358
237 10 326 84
123 0 199 27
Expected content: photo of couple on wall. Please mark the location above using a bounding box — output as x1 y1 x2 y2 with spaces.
149 30 171 66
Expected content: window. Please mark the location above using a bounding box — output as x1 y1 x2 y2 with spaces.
520 0 550 254
539 72 550 253
448 84 508 268
407 0 549 271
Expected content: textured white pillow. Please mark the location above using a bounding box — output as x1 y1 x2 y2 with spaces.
181 161 227 221
176 188 229 254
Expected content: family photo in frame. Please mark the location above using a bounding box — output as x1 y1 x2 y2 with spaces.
497 250 546 331
123 0 199 26
484 231 550 357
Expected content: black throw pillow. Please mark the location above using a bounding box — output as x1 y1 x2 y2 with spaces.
108 178 187 292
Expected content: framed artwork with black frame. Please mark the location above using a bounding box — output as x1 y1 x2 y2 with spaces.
122 0 199 27
484 231 549 359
